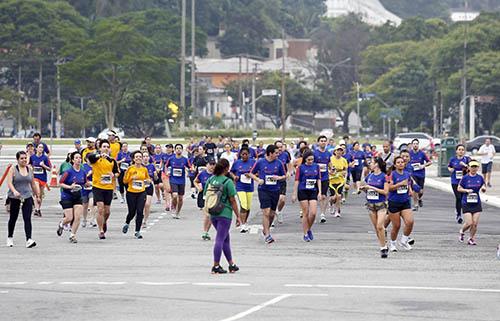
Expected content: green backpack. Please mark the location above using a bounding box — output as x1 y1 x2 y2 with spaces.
204 177 229 215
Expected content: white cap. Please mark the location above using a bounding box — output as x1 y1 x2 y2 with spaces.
86 137 96 143
338 139 346 145
67 148 77 154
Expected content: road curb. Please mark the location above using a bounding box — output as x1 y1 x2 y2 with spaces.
426 177 500 208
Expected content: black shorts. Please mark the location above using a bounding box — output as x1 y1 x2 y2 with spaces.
462 203 482 214
60 195 82 209
388 200 411 214
297 189 318 201
258 190 279 211
154 176 162 185
279 181 287 195
320 180 329 196
351 169 362 182
92 187 113 206
412 176 425 190
482 162 492 174
170 183 185 196
146 184 154 196
197 191 205 209
329 183 344 195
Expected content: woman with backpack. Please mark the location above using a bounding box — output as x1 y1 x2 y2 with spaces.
204 158 242 274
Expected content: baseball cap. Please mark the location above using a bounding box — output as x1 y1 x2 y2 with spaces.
86 137 96 143
334 145 344 151
67 148 77 154
74 139 81 144
469 160 480 167
107 130 117 136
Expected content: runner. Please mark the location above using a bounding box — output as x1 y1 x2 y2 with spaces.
29 143 52 217
25 142 35 158
216 135 226 160
142 136 154 155
163 144 192 219
87 139 120 239
457 160 486 245
313 135 332 223
107 130 121 159
387 156 414 252
256 142 265 159
6 151 40 248
81 137 97 161
230 146 256 233
32 132 51 157
408 139 432 211
292 150 322 242
195 159 215 240
142 152 156 228
250 144 286 244
448 144 471 224
204 136 217 161
122 151 150 239
477 137 496 188
362 143 373 178
240 139 257 159
116 142 131 204
328 145 348 217
379 141 396 174
361 157 389 258
74 139 83 153
57 151 86 243
152 144 165 204
220 142 237 169
204 158 241 274
340 142 351 203
348 142 365 195
275 140 291 224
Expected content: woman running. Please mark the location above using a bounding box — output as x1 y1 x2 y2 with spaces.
81 154 95 228
152 144 165 204
348 142 365 195
195 159 215 240
57 152 86 243
457 160 486 245
142 152 156 228
292 150 322 242
29 143 52 217
6 151 40 248
230 146 256 233
117 142 131 204
361 157 389 258
122 151 150 239
204 158 241 274
448 144 471 224
328 146 348 217
387 156 414 252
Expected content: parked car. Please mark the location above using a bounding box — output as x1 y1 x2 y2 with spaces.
466 135 500 154
98 128 125 140
394 132 436 151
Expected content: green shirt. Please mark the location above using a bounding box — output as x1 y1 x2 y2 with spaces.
204 175 237 220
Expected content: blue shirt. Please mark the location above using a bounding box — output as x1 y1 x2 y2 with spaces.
60 167 87 201
256 147 265 159
448 156 471 185
81 163 93 197
459 174 485 206
350 150 365 171
152 153 164 171
165 156 190 185
231 159 257 192
344 154 353 174
388 170 411 203
30 154 51 182
365 172 386 203
162 152 174 164
117 151 131 172
296 163 320 191
33 141 50 155
251 158 286 192
313 149 332 181
197 170 213 190
409 150 430 178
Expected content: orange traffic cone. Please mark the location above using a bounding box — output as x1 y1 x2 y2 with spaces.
49 165 59 188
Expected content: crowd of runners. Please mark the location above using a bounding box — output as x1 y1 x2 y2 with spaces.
2 132 493 272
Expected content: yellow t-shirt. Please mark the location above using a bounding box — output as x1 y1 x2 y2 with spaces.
90 156 118 190
329 156 348 185
81 147 96 162
109 141 121 159
123 166 150 193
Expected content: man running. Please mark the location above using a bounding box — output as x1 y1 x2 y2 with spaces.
477 137 496 188
32 132 51 157
313 135 332 223
163 144 192 219
379 141 395 173
204 136 217 161
275 140 291 223
408 139 432 211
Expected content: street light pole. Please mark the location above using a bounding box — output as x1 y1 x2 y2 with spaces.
459 0 469 142
180 0 186 129
190 0 196 121
252 64 257 130
356 82 360 136
281 29 286 140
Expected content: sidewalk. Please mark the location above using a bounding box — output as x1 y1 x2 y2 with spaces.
426 165 500 208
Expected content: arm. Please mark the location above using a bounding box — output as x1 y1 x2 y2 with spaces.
292 180 299 203
229 195 241 225
123 168 132 185
194 174 203 192
6 167 20 197
457 183 471 193
112 160 119 177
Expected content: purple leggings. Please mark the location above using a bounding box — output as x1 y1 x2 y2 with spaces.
211 216 232 263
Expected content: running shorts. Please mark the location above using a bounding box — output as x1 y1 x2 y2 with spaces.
462 203 482 214
279 181 287 195
329 183 344 195
320 180 329 196
482 162 492 174
92 187 113 206
351 169 362 182
297 189 318 201
258 190 279 211
366 202 387 212
388 200 411 214
237 191 253 211
60 195 83 209
146 184 154 196
154 176 162 185
81 192 93 204
170 183 185 196
197 191 205 209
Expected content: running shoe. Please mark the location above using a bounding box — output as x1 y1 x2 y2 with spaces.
113 193 118 200
240 225 249 233
135 232 143 239
459 231 465 243
351 191 358 195
277 212 284 224
334 210 341 218
418 199 423 208
120 198 124 204
99 232 106 240
211 265 227 274
6 238 13 247
412 205 419 211
456 212 463 224
299 209 303 218
265 235 275 244
190 192 196 199
122 224 129 234
303 234 311 242
228 264 239 273
307 230 314 241
487 183 492 188
341 198 346 204
380 247 388 258
57 222 64 236
408 238 415 246
33 209 41 217
270 220 275 228
69 236 78 244
467 238 477 246
202 232 211 241
165 207 170 212
389 242 398 252
320 213 326 223
81 220 87 228
398 239 412 250
175 212 180 219
26 239 36 248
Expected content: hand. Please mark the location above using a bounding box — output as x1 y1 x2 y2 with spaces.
13 190 21 198
258 179 264 185
468 189 474 193
71 183 78 189
318 194 325 201
481 187 487 193
234 176 239 181
273 175 281 181
459 162 467 167
291 195 297 203
236 216 243 227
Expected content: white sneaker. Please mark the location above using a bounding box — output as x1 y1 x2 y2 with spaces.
398 239 412 250
81 220 87 228
240 224 248 233
320 213 326 223
299 209 303 218
277 212 284 224
341 198 346 204
6 237 13 247
26 239 36 248
63 223 71 231
120 198 125 204
334 210 341 218
329 207 335 215
389 242 398 252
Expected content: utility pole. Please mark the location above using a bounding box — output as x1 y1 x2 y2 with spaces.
437 91 443 135
17 65 22 132
238 55 242 126
459 0 468 142
80 97 85 138
37 63 43 133
56 64 61 138
281 29 286 140
190 0 196 121
251 64 257 130
469 96 475 140
180 0 186 129
356 82 361 136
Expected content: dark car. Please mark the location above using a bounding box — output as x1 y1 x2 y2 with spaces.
466 135 500 153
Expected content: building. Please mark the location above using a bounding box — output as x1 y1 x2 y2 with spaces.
325 0 401 26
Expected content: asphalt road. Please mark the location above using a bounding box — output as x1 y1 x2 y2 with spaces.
1 175 499 321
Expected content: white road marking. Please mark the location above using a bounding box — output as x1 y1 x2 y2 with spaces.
153 219 160 222
136 282 188 286
0 282 27 285
192 282 251 287
59 281 127 285
284 284 500 293
250 293 328 297
37 282 54 285
0 291 8 294
217 294 292 321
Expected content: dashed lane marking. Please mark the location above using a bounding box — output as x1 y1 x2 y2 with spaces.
217 294 292 321
284 284 500 293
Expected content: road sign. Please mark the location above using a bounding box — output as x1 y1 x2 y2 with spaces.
361 93 376 99
262 89 278 96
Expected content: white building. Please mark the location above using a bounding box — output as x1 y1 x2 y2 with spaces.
325 0 401 26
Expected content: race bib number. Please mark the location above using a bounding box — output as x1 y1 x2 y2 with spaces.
367 189 379 200
466 193 479 204
33 166 44 175
353 159 359 166
84 182 92 190
172 168 183 177
218 148 224 154
455 170 463 179
319 163 327 172
397 185 408 194
120 162 129 170
305 179 316 189
207 149 213 154
100 175 112 185
265 175 277 185
240 174 252 184
198 166 207 172
132 180 144 190
412 163 422 171
71 185 82 192
155 163 162 171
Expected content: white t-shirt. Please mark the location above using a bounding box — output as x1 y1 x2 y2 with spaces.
478 144 495 164
221 152 237 168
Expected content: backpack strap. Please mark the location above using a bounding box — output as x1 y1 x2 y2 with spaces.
383 152 392 162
